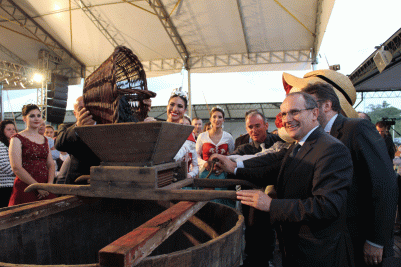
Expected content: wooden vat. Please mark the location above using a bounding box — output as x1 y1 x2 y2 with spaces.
0 196 244 267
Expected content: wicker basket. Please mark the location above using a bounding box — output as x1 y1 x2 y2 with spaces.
83 46 156 124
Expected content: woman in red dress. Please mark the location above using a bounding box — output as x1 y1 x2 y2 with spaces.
8 104 56 206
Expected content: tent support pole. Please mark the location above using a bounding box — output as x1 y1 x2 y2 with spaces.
187 68 192 119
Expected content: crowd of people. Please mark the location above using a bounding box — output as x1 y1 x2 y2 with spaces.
0 69 400 267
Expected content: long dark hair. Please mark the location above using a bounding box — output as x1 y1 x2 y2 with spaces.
0 120 16 147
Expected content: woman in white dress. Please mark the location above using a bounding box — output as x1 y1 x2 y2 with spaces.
196 106 235 206
167 88 199 179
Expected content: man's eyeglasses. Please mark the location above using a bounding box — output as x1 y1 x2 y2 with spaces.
281 108 314 120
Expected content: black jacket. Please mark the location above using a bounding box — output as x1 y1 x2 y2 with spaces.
55 123 100 184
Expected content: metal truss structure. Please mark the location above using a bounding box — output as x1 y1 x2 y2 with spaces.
1 0 313 78
148 102 282 121
311 0 323 65
0 43 28 67
146 0 190 69
0 60 42 87
140 50 311 73
357 91 401 99
73 0 132 53
349 28 401 88
0 0 86 79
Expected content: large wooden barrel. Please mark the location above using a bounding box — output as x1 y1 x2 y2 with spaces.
0 196 244 266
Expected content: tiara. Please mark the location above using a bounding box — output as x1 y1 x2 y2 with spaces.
211 105 224 112
170 87 188 100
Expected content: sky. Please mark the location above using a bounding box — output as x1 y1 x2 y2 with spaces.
2 0 401 113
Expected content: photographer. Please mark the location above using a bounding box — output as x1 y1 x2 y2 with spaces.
376 120 396 161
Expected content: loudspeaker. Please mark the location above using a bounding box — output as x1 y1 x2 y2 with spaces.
47 73 69 124
373 48 393 73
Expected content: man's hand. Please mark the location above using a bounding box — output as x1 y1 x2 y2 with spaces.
363 242 383 265
76 107 96 126
210 154 237 174
236 190 272 212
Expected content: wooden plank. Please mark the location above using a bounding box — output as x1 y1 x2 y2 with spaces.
99 201 206 267
24 184 238 201
89 162 185 189
156 200 220 239
192 178 259 189
0 196 86 230
161 178 194 190
90 166 157 189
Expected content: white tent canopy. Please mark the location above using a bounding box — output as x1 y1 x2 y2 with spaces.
0 0 335 82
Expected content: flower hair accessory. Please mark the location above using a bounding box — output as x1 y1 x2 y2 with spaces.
171 87 188 100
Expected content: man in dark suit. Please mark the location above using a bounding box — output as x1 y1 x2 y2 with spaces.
232 109 282 267
301 83 398 266
214 69 398 266
55 96 100 184
236 92 354 267
229 83 397 266
376 121 396 161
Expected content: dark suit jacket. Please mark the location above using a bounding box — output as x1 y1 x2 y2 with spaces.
55 123 100 184
330 114 397 257
232 132 283 262
233 132 282 155
270 126 354 267
235 144 288 187
237 114 398 260
234 133 250 149
384 134 396 161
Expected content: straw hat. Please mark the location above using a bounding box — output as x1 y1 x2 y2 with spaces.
282 69 359 118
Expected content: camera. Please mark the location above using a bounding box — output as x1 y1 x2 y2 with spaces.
381 117 396 126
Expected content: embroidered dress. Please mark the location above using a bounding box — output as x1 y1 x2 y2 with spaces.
196 131 235 207
174 132 199 178
8 134 56 206
196 131 235 167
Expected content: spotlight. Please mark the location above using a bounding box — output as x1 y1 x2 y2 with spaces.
0 73 11 84
32 73 44 83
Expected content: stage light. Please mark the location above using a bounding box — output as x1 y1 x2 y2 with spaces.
32 73 44 83
0 73 11 84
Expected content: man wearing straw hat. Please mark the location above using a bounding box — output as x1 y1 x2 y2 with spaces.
283 70 397 266
213 69 397 266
